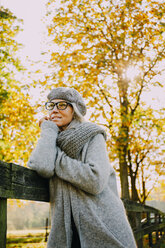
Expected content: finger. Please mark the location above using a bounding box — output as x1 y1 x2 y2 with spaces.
39 116 49 127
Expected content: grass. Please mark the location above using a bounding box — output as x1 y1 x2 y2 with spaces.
7 229 48 248
7 229 165 248
7 244 46 248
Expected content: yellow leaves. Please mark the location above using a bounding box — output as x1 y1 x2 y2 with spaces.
39 0 165 201
0 7 41 166
58 70 65 78
134 12 148 22
1 84 39 164
51 52 60 61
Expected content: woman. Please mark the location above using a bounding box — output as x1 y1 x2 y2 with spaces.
28 87 137 248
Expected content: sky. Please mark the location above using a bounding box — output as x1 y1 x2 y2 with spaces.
1 0 48 62
1 0 50 104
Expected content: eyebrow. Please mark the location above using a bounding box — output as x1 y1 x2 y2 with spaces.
51 100 67 103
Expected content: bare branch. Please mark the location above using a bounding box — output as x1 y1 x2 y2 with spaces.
97 83 114 127
127 149 133 177
131 47 165 117
144 181 157 202
97 0 117 57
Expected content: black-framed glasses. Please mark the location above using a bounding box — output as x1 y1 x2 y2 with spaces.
45 101 72 110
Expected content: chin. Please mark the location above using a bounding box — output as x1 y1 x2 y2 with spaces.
52 120 61 126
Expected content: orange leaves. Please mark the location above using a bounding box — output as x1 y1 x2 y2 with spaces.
1 85 39 164
44 0 165 199
0 8 40 166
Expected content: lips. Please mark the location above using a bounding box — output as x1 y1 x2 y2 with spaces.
50 114 62 120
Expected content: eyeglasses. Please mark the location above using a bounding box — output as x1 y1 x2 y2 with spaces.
45 101 72 110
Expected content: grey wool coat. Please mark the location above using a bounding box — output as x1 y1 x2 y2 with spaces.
28 120 137 248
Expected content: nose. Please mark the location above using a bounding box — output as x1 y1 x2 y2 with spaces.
50 106 59 120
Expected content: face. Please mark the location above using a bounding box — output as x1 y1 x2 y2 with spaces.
48 99 74 130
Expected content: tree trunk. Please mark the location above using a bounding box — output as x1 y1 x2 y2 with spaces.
141 180 146 204
117 78 130 199
118 143 130 199
131 175 139 202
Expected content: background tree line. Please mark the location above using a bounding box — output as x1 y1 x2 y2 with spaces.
7 199 165 231
7 201 49 230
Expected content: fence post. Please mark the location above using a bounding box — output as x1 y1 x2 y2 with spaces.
147 212 153 247
0 198 7 248
136 212 143 248
45 217 49 242
155 214 159 242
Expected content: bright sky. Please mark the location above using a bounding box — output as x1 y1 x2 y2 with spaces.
1 0 50 104
1 0 48 61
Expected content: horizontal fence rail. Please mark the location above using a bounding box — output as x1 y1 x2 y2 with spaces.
0 160 165 248
0 160 49 202
122 199 165 247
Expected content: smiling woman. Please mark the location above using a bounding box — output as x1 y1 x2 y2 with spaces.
39 88 86 130
27 87 137 248
46 100 74 131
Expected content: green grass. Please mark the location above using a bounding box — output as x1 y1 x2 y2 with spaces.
7 243 46 248
7 244 46 248
7 229 48 248
7 229 165 248
160 238 165 248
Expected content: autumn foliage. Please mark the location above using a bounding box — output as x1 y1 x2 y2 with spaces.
43 0 165 201
1 1 165 202
0 7 40 165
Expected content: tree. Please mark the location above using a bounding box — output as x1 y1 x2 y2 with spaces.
42 0 165 200
0 7 40 165
0 8 17 110
127 106 165 203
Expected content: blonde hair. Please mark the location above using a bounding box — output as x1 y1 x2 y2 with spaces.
71 102 85 123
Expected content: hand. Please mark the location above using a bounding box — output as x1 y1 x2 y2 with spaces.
39 116 50 127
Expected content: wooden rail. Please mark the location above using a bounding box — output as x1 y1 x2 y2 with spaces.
122 199 165 247
0 160 165 248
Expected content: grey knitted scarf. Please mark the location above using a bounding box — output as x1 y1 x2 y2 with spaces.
57 122 107 159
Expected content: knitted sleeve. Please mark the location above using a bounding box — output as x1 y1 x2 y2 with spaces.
55 134 113 195
27 120 59 178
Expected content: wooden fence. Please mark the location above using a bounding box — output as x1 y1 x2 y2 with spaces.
122 199 165 247
0 160 165 248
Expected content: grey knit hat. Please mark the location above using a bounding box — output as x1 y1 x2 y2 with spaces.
47 87 87 116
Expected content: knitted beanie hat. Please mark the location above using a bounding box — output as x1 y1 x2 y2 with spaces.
47 87 87 116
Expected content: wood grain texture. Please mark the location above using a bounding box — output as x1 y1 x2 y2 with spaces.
0 160 49 202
